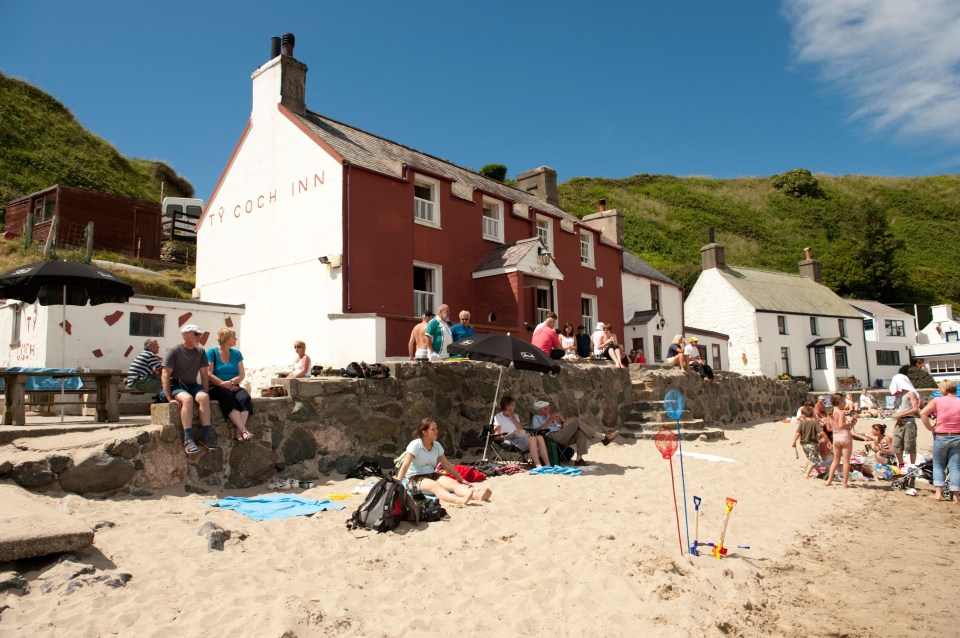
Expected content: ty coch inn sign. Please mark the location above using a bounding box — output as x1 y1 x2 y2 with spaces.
205 171 326 228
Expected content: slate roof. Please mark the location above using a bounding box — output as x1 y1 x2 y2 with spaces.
808 337 852 348
625 309 659 327
844 299 914 320
718 266 860 318
622 251 677 285
473 238 540 272
297 111 584 228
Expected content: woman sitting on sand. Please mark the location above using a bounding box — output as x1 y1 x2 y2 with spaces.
870 422 896 467
825 392 856 488
493 395 550 468
395 418 491 505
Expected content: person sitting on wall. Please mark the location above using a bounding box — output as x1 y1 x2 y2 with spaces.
859 388 879 418
408 311 434 362
684 336 714 381
530 399 619 467
634 349 647 364
559 322 579 360
289 340 312 378
450 310 475 342
161 324 215 455
207 327 254 442
664 335 689 371
125 338 163 394
532 315 564 360
595 324 626 369
575 325 592 358
425 304 453 361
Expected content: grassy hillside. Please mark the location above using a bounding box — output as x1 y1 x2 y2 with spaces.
0 71 193 226
559 172 960 306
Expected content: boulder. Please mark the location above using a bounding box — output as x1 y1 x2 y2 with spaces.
281 427 318 466
11 461 57 488
0 484 94 561
228 443 277 488
58 452 135 494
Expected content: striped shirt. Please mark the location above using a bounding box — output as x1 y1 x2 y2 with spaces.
126 349 162 387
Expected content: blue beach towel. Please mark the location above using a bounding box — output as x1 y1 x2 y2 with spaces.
529 466 581 477
205 494 344 521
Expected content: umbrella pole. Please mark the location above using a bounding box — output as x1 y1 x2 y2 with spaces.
60 285 66 425
482 366 505 462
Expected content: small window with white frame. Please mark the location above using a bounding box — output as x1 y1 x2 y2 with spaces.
481 197 503 242
581 295 597 333
810 316 819 335
884 319 905 337
10 304 22 345
838 318 847 338
536 216 553 253
413 262 442 317
535 287 553 324
777 315 788 335
413 175 441 227
580 230 595 267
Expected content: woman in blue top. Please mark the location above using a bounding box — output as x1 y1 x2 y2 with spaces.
206 327 254 441
395 418 491 505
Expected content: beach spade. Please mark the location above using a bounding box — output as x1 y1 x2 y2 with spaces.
654 429 684 557
663 389 691 555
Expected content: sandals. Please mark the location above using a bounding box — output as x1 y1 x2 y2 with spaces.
198 435 217 451
183 438 201 455
234 429 254 442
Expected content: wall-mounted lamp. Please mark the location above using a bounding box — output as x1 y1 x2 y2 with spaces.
537 246 552 266
656 314 666 330
318 256 330 264
318 254 343 269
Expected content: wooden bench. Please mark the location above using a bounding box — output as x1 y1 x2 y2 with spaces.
0 369 123 426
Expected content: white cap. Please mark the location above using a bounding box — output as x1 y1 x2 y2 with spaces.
595 322 605 331
180 323 203 335
533 400 550 410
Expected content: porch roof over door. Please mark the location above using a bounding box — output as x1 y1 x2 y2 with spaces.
472 237 565 281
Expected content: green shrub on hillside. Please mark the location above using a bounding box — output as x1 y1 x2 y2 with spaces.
770 168 823 198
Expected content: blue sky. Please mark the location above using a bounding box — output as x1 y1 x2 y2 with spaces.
2 0 959 201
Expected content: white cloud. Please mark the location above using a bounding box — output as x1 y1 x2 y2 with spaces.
784 0 960 143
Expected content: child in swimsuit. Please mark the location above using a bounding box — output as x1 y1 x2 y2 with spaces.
825 392 856 488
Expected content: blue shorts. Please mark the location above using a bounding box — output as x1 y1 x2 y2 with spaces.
161 381 206 401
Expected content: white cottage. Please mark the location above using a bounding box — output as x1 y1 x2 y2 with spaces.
914 304 960 381
684 243 867 391
845 299 917 388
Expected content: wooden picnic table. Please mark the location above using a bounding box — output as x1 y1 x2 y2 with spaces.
0 368 124 426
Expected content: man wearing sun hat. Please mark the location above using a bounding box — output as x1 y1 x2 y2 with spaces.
531 398 619 466
161 324 214 455
684 336 715 382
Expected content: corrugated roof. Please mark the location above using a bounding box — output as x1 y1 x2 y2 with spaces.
622 251 677 285
844 298 914 320
297 111 584 228
718 266 860 318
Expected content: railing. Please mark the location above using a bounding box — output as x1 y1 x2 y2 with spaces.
163 209 201 242
414 198 434 223
414 290 434 317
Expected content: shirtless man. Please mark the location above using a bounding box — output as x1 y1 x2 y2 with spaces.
408 311 435 361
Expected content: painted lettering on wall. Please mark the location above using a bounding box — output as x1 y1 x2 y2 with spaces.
206 171 326 229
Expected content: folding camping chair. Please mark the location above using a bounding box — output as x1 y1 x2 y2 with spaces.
478 422 528 465
879 395 897 418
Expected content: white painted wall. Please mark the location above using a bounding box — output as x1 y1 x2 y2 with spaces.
620 273 683 361
196 72 345 368
685 333 729 371
684 268 760 376
0 296 243 371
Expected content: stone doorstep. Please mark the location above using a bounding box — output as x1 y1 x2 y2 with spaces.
621 427 725 442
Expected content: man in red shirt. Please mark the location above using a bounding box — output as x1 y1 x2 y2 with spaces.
532 316 564 360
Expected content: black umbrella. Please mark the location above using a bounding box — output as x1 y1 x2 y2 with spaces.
448 334 561 460
0 261 135 422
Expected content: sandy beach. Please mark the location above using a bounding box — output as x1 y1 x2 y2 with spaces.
2 418 958 638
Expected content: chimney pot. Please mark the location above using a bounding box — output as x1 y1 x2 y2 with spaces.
708 227 715 244
804 246 812 260
270 36 281 59
701 242 725 271
598 198 607 212
799 247 822 283
281 32 296 57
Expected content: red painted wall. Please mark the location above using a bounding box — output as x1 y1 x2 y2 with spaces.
344 166 624 356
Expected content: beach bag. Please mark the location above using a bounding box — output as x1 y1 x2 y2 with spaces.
417 498 447 522
547 440 575 466
365 363 390 379
346 477 417 533
346 456 386 480
341 362 365 378
260 386 287 398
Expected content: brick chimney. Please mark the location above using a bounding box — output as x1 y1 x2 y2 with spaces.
251 32 308 118
798 246 822 283
582 199 624 246
700 227 725 270
516 166 559 207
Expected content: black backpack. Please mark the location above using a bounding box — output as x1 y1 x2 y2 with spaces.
341 362 365 378
416 497 447 522
346 456 386 480
365 363 391 379
346 477 419 533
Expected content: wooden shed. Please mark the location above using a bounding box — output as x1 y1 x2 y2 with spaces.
5 185 161 259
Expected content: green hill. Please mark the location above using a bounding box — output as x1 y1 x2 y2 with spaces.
0 71 193 226
559 171 960 307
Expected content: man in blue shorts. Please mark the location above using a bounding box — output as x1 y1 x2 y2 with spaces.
161 324 214 454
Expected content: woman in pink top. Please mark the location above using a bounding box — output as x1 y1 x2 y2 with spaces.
825 392 857 488
920 380 960 503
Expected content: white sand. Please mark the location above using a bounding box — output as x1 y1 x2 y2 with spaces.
2 419 957 637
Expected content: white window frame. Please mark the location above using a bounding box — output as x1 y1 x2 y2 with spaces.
838 318 847 338
777 315 788 335
413 261 442 317
650 284 661 313
810 316 819 335
481 197 503 243
536 215 553 253
581 294 597 333
579 230 595 268
10 304 22 346
876 350 900 366
780 347 791 375
535 286 553 325
884 319 905 337
835 345 849 369
413 175 441 228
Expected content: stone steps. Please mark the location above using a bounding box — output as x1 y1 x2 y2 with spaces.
621 418 706 432
621 426 725 442
0 420 149 446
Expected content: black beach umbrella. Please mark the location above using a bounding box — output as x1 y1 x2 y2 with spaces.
0 260 135 422
448 334 561 460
